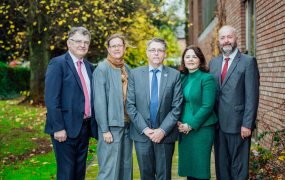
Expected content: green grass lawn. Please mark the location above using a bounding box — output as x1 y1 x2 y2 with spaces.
0 98 97 180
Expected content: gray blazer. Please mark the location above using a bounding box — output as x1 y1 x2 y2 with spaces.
92 60 131 133
126 65 183 143
208 50 260 133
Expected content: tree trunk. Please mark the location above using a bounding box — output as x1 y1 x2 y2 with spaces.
25 0 50 105
28 30 50 105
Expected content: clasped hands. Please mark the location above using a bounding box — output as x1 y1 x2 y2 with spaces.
177 121 191 135
144 128 165 143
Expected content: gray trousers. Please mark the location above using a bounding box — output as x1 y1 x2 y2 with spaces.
135 140 175 180
97 123 133 180
214 128 251 180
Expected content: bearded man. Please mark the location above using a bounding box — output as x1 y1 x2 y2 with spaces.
208 25 260 180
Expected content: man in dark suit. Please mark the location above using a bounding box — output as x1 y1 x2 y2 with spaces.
45 27 98 180
126 37 183 180
208 25 260 180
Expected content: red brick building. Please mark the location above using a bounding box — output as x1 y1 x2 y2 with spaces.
187 0 285 148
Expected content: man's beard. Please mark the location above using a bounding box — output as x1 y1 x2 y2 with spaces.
220 41 237 55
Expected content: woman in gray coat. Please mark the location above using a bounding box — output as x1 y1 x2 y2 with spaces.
92 34 133 180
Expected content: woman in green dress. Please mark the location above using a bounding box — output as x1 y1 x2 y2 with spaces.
177 45 218 180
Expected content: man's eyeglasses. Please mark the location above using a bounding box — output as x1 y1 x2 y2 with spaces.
69 39 90 46
148 49 165 54
109 44 125 49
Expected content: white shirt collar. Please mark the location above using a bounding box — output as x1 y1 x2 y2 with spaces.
149 64 163 72
222 48 238 61
69 51 84 64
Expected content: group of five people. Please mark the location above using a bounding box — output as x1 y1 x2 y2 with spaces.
45 25 259 180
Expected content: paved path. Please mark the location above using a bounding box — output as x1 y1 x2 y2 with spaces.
85 142 216 180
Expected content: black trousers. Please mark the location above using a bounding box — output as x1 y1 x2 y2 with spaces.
187 177 209 180
214 128 251 180
51 122 91 180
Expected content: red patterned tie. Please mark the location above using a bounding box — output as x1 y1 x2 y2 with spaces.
76 61 90 117
221 58 230 85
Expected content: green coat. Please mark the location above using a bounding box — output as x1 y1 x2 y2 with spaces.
178 69 218 179
180 70 218 130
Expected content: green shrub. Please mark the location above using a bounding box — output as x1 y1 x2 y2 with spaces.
0 62 30 99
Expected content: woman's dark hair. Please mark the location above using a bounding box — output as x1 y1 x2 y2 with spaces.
179 45 210 74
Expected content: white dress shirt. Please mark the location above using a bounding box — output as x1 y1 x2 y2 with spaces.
69 51 91 118
221 48 238 73
149 64 163 99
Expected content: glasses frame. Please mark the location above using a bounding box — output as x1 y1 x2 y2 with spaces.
148 49 165 54
69 39 90 46
108 44 125 49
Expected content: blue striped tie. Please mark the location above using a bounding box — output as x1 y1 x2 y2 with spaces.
150 69 159 128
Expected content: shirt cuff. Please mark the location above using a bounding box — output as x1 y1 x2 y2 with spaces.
159 128 167 136
141 127 149 134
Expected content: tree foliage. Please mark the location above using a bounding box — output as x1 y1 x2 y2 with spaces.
0 0 182 104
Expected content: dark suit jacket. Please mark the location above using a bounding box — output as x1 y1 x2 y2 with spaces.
126 65 183 143
208 50 260 133
44 52 98 139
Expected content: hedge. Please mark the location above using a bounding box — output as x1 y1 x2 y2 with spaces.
0 62 30 99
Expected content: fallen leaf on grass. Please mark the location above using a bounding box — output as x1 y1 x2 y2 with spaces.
30 159 35 162
15 118 21 122
91 164 98 166
30 154 34 156
42 162 50 165
41 151 45 153
33 161 40 163
31 138 37 140
33 172 36 174
3 158 8 160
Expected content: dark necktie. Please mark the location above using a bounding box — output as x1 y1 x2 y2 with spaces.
150 69 159 128
221 58 230 85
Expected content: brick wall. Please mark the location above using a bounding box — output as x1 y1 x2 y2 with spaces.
255 0 285 149
225 0 246 53
198 27 215 64
190 0 285 148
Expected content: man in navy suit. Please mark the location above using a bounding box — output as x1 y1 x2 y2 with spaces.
45 27 98 180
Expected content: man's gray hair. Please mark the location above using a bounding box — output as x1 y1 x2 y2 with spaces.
147 37 167 50
218 25 238 38
68 27 91 40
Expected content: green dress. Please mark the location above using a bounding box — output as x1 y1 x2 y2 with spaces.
178 69 218 179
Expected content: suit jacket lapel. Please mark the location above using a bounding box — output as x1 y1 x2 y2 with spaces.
141 65 150 107
66 53 83 92
220 50 241 91
157 65 169 112
217 55 223 90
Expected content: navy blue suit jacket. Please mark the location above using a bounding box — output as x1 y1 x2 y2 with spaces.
44 52 98 139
